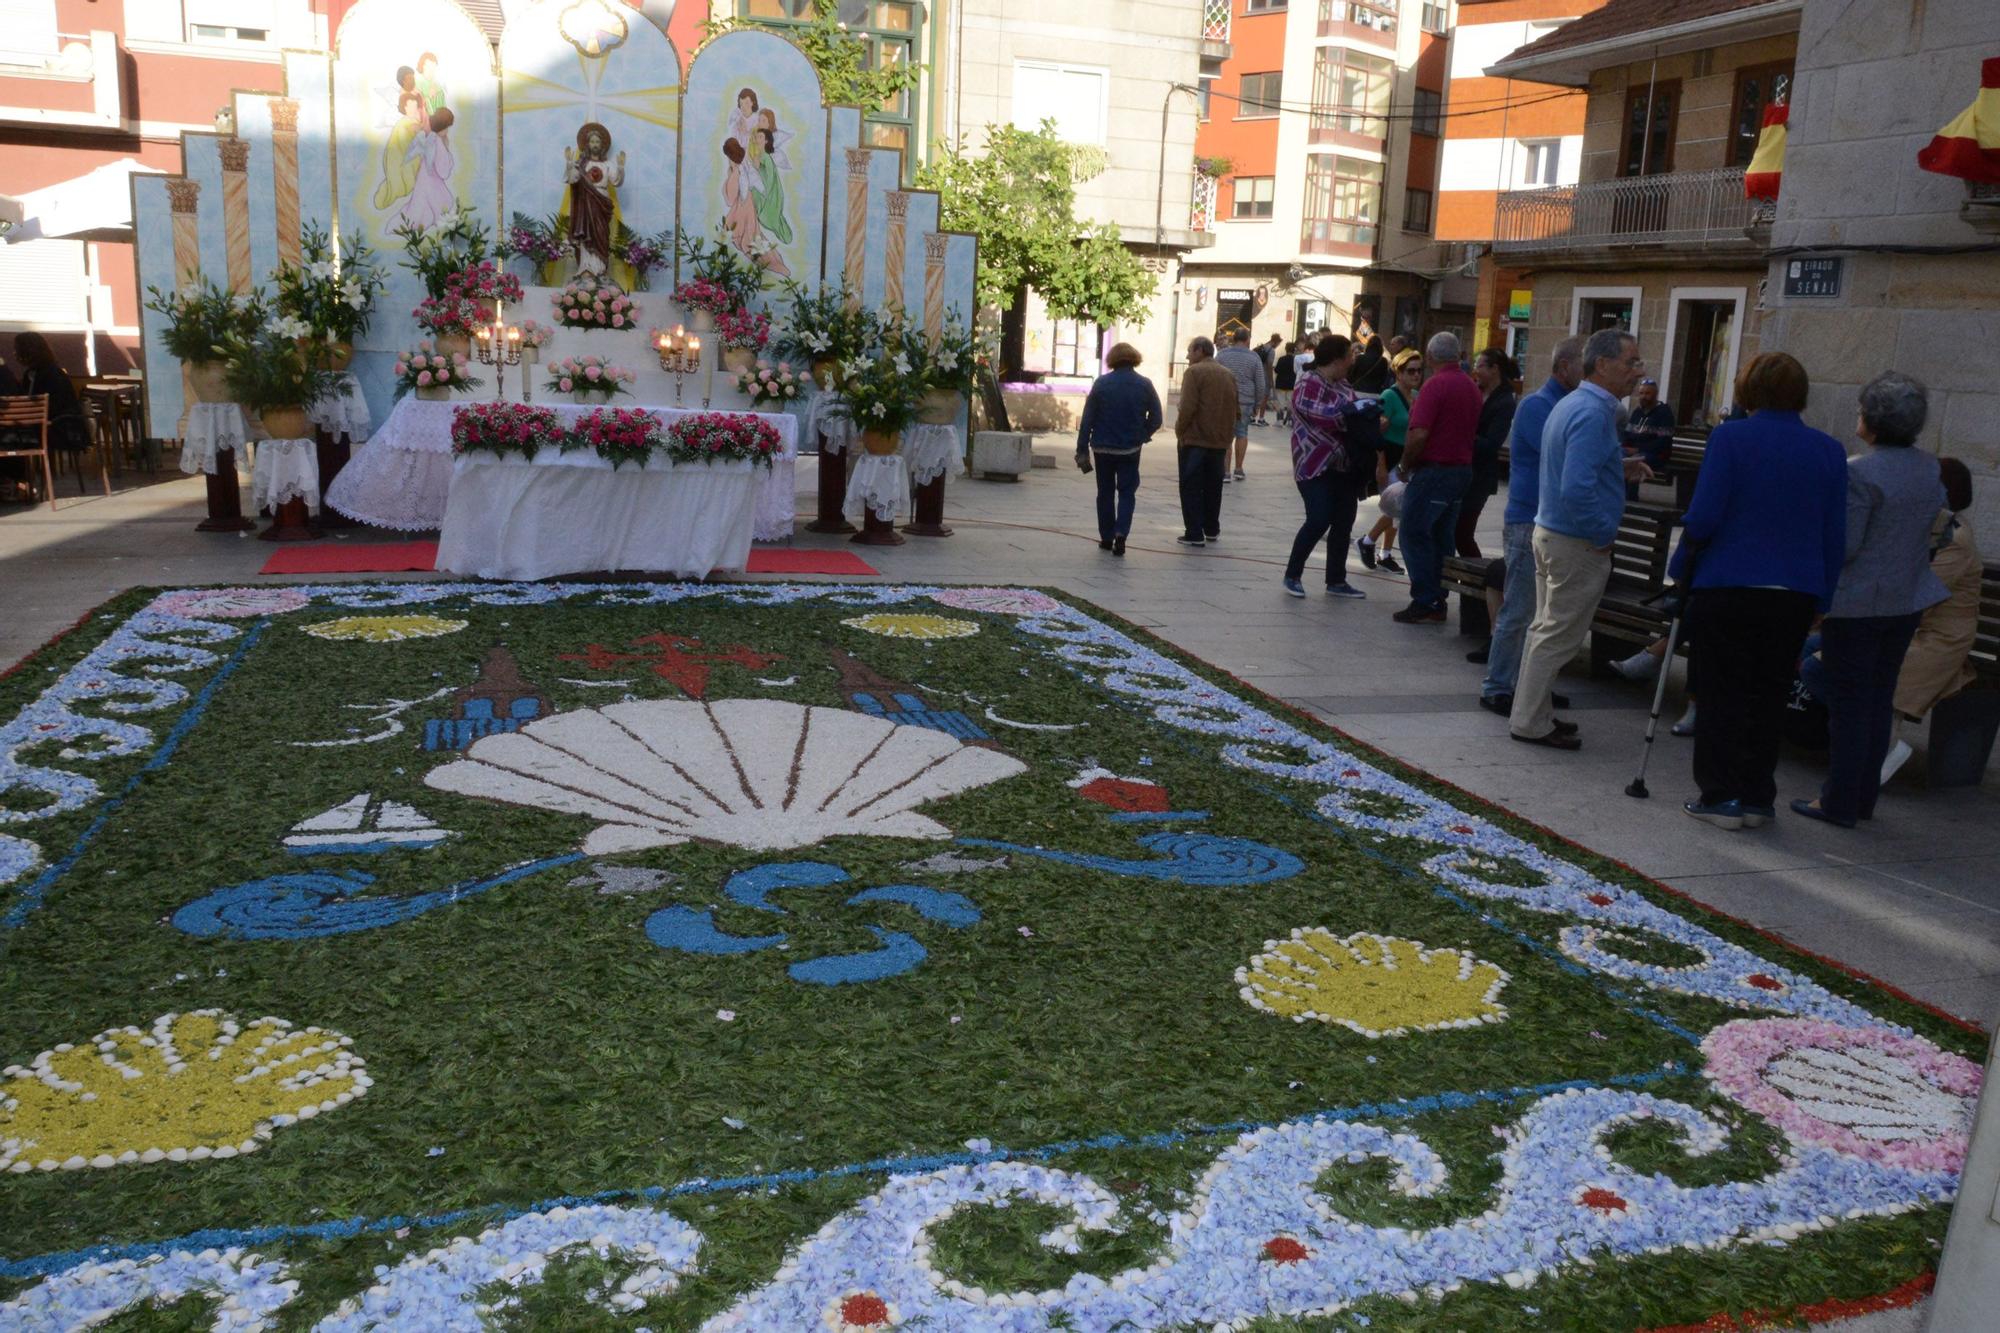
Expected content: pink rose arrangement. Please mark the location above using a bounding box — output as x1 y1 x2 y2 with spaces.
671 276 735 320
664 411 782 468
393 341 481 398
569 406 670 469
553 283 640 330
715 306 771 350
544 354 636 400
413 293 485 338
731 359 804 407
444 259 524 306
515 320 555 350
449 401 565 459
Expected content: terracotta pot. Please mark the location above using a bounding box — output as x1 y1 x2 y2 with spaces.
722 346 757 375
861 428 901 457
324 340 354 373
811 358 843 391
435 333 472 360
414 386 452 402
260 404 310 441
187 361 231 404
689 307 717 334
917 388 960 425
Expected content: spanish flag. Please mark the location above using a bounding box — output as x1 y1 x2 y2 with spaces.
1918 57 2000 183
1743 101 1787 199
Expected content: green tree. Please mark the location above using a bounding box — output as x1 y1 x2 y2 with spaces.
700 2 924 112
916 122 1157 377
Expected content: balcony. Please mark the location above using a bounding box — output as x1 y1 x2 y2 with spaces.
1190 171 1217 234
1493 167 1768 258
1317 0 1397 49
1200 0 1232 61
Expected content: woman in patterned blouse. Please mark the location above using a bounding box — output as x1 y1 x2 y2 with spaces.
1282 335 1372 600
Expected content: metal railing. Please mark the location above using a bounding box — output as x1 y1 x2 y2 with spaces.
1190 172 1218 232
1202 0 1232 43
1493 167 1764 253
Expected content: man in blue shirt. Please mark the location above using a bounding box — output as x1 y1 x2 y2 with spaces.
1479 336 1582 712
1507 329 1653 748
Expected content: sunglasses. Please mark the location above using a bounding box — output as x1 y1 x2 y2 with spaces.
1399 365 1423 374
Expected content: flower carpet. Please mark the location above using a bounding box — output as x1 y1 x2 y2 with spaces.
0 581 1982 1331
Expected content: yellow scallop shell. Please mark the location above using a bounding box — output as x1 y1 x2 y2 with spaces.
302 614 469 642
1237 929 1509 1038
839 613 981 641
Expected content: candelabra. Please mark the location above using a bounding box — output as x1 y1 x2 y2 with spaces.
655 325 706 407
475 322 523 399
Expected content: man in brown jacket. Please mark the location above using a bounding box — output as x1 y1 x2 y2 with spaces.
1175 337 1238 547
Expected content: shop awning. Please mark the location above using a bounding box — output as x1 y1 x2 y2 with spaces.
0 157 162 244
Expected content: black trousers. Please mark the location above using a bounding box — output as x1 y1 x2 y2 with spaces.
1818 611 1924 822
1686 587 1816 808
1285 467 1361 586
1178 446 1225 539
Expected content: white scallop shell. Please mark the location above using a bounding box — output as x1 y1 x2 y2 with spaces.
423 699 1026 854
1764 1047 1967 1143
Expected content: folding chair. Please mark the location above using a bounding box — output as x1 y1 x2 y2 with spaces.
0 396 55 509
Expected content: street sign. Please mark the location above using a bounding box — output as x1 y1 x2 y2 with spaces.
1783 256 1844 298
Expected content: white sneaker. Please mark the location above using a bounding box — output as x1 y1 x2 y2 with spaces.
1612 651 1662 681
1670 703 1697 737
1880 738 1914 785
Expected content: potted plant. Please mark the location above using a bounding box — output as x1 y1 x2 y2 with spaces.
218 316 336 438
495 212 565 286
619 230 671 292
450 401 565 460
909 313 980 424
730 358 806 409
670 276 735 334
392 206 492 300
393 342 480 401
715 307 771 375
414 294 486 359
545 354 635 403
664 411 784 467
674 226 765 330
567 405 668 468
552 284 641 331
270 225 385 373
833 346 926 455
144 277 263 403
771 278 879 391
443 259 524 325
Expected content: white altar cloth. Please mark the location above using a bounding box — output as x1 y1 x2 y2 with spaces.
250 438 321 515
179 402 251 476
328 397 797 538
307 373 373 443
435 449 759 581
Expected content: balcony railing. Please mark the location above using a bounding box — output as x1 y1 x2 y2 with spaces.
1190 171 1218 233
1202 0 1231 43
1493 167 1764 253
1318 0 1398 41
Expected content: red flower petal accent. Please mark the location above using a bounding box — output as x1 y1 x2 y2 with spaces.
1580 1187 1628 1213
1585 892 1614 906
1263 1236 1310 1263
1451 824 1475 834
840 1292 891 1325
1076 775 1170 812
1745 973 1786 992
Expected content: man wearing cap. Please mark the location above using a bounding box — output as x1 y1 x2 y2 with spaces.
1622 377 1676 499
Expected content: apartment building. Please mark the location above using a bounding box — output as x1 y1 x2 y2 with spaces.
1482 0 1798 430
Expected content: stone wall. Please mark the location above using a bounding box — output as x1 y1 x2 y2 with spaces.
1761 0 2000 549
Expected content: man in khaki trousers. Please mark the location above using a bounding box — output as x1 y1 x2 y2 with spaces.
1509 329 1652 748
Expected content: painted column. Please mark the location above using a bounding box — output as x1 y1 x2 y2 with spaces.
219 137 253 294
883 191 909 311
269 99 302 266
843 149 871 307
167 179 203 437
923 233 948 338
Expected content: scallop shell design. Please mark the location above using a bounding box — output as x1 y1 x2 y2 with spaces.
1236 929 1509 1039
424 699 1026 854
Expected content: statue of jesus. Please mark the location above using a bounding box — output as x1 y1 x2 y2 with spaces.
561 122 628 289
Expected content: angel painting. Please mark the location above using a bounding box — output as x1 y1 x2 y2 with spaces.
721 89 794 278
371 56 457 226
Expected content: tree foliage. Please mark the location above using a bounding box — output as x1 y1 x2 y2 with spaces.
915 122 1157 330
700 1 924 112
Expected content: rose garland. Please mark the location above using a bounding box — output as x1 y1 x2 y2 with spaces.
567 406 670 469
663 412 783 468
449 402 566 460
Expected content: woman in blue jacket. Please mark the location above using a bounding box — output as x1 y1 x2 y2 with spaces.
1669 353 1847 830
1074 343 1161 556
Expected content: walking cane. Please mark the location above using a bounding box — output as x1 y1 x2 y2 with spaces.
1625 549 1698 799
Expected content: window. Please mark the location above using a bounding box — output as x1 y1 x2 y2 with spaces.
0 0 59 61
743 2 923 170
1301 154 1383 252
1520 139 1561 186
1319 0 1396 33
1246 0 1288 10
1197 75 1214 121
1013 60 1110 145
1237 72 1282 118
1421 1 1449 34
185 0 277 43
1310 47 1393 139
1049 318 1100 378
1403 187 1433 233
1411 88 1442 137
189 25 269 42
1620 78 1680 176
1231 176 1275 219
1728 61 1794 166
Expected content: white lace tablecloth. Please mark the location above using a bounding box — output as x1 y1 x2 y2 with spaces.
180 402 251 476
435 448 759 580
327 396 797 538
250 437 321 514
844 451 909 523
803 391 861 455
903 424 962 486
307 374 373 443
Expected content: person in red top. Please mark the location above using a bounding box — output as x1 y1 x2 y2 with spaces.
1392 330 1481 623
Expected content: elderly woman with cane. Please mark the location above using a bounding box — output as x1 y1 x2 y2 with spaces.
1661 354 1848 829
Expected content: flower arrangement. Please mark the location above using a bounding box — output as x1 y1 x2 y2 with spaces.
919 314 981 394
664 412 783 468
715 306 771 351
670 276 736 321
414 294 487 339
392 342 480 399
545 354 636 400
731 359 806 407
271 225 385 350
143 277 263 363
496 212 565 268
676 225 767 309
442 259 523 309
568 406 669 469
620 232 670 290
449 401 566 460
833 339 927 437
218 316 336 416
553 283 641 331
770 278 880 370
391 206 491 299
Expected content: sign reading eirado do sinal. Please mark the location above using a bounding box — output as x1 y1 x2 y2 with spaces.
1782 256 1844 298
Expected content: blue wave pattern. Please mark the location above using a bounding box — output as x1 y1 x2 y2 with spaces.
170 855 583 940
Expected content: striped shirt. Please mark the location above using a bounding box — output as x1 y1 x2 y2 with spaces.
1289 370 1356 481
